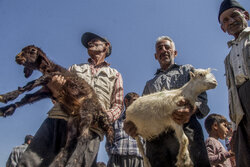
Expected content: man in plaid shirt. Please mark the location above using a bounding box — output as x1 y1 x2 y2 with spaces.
106 92 144 167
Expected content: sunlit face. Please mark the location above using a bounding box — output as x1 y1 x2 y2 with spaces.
87 39 108 60
217 122 229 140
220 8 249 38
154 39 177 70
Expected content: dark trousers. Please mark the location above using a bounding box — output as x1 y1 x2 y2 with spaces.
18 118 100 167
236 80 250 167
107 154 144 167
146 115 210 167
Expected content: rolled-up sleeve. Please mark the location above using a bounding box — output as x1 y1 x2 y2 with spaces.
107 72 124 122
195 91 210 119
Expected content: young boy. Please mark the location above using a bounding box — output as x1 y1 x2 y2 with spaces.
205 114 234 167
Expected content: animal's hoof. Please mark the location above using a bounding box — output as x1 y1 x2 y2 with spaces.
0 96 7 103
0 104 16 117
0 111 4 117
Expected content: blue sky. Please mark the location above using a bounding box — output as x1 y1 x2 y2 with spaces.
0 0 249 165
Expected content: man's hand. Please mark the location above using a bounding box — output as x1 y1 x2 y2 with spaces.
172 99 196 125
47 75 66 98
123 121 137 138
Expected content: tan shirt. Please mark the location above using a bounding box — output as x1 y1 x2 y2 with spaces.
47 62 123 122
224 27 250 126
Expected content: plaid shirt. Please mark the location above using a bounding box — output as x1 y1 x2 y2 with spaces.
6 143 28 167
143 64 209 118
106 112 143 157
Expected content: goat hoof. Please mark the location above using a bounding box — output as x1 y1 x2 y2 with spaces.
0 96 7 103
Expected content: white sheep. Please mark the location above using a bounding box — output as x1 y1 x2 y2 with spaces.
126 68 217 167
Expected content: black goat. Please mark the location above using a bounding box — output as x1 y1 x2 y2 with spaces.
0 45 113 167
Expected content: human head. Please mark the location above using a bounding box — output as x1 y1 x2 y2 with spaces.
154 36 177 70
205 114 229 139
24 135 33 144
226 122 234 137
219 0 249 38
124 92 139 109
96 162 106 167
81 32 112 58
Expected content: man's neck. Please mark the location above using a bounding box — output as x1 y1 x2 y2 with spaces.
160 63 173 71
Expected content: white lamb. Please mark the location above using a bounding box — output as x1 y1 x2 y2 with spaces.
126 68 217 167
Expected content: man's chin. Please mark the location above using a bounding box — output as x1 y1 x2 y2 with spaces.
228 27 244 36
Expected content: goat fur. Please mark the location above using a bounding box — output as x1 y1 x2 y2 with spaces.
0 45 113 167
126 68 217 167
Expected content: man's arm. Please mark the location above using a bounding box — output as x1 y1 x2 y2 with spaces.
106 73 124 123
195 91 210 119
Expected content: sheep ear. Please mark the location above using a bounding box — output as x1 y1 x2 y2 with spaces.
189 71 195 79
24 67 33 78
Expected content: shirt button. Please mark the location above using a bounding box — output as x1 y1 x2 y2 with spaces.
239 66 241 68
236 44 238 46
237 54 239 57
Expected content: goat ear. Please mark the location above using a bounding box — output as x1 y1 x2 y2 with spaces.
24 67 33 78
37 48 50 66
38 54 50 65
189 71 195 79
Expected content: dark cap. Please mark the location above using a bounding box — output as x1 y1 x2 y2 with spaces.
218 0 245 22
81 32 112 57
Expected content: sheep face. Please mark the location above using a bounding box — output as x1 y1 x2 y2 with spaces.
190 68 217 91
16 45 49 78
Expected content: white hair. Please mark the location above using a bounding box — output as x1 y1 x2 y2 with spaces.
155 36 176 51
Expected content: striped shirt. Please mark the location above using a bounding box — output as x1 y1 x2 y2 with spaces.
87 59 124 122
106 112 143 157
143 64 209 118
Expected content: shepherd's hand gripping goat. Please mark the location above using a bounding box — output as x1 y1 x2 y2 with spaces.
0 45 113 167
125 68 217 167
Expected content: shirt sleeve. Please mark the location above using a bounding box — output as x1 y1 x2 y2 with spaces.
6 148 18 167
206 139 231 165
195 91 210 119
142 82 151 96
107 72 124 122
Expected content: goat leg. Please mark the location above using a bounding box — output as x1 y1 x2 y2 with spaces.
65 113 93 167
0 104 17 117
0 88 51 117
174 124 193 167
98 114 114 143
0 89 24 104
0 75 51 104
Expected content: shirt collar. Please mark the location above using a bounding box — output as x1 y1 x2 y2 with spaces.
227 27 250 48
155 64 179 75
88 58 110 67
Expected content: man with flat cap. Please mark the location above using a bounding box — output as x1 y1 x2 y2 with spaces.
18 32 124 167
218 0 250 166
